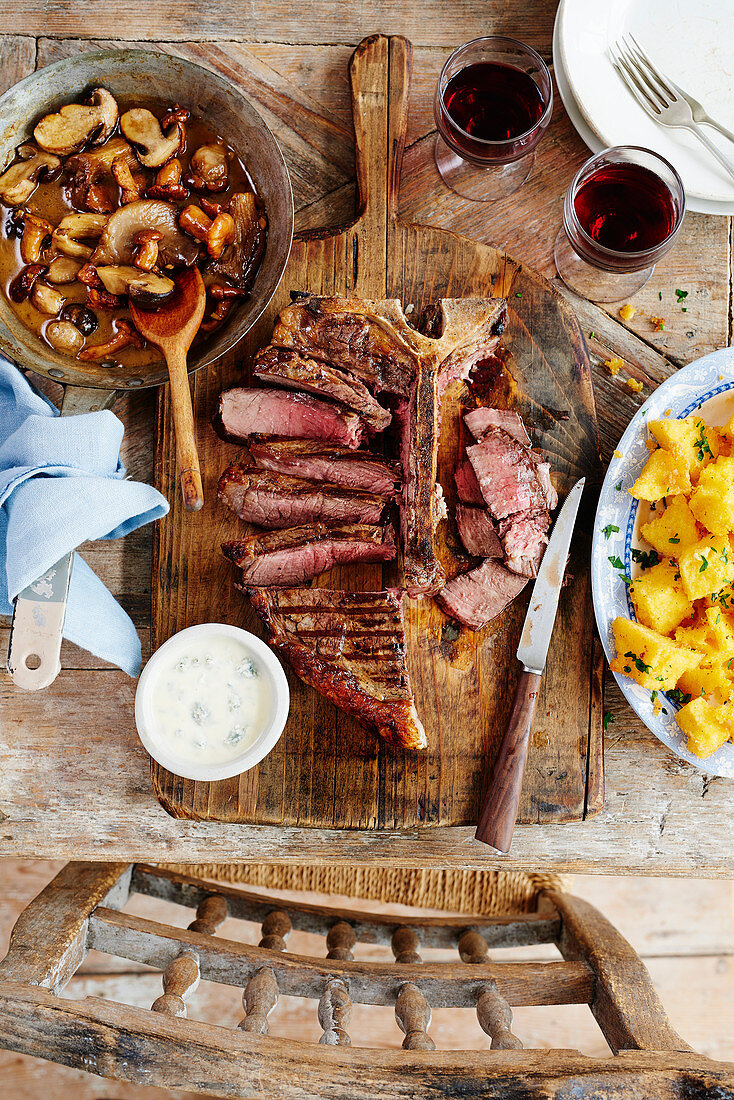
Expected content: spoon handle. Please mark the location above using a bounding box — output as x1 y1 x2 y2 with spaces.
167 346 204 512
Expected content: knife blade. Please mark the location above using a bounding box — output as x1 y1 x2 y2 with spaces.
517 476 586 674
475 476 586 853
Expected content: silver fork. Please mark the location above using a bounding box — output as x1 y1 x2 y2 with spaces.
609 34 734 185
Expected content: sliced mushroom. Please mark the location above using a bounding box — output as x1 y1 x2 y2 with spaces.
208 191 267 290
0 144 61 205
120 108 181 168
20 212 54 264
91 199 200 267
67 139 138 213
52 212 108 260
46 255 83 284
78 319 143 361
31 281 65 315
8 263 46 303
187 144 228 191
95 264 175 307
34 88 119 156
46 320 85 355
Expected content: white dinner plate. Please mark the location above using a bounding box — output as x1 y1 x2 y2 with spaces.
558 0 734 211
591 348 734 778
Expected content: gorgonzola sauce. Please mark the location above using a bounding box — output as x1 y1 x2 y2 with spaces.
149 635 271 765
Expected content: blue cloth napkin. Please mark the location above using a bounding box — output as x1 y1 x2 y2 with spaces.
0 359 169 676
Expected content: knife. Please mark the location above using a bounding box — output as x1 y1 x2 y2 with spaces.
475 476 586 853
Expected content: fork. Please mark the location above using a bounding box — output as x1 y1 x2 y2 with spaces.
609 35 734 186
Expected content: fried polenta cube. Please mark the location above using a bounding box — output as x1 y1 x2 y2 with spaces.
640 495 700 555
629 448 691 501
674 620 718 660
610 617 700 691
648 415 720 480
676 696 732 758
676 663 734 705
719 413 734 455
678 535 734 601
629 561 694 635
704 605 734 658
689 456 734 535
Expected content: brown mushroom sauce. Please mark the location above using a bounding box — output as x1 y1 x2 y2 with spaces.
0 93 267 369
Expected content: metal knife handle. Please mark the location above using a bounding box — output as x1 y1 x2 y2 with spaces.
475 669 542 853
7 552 74 690
687 120 734 184
699 115 734 147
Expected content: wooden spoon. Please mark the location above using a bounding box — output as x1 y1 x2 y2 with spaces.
130 267 206 511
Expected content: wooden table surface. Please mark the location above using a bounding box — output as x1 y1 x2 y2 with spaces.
1 0 732 874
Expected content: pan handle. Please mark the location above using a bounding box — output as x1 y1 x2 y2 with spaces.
6 386 118 691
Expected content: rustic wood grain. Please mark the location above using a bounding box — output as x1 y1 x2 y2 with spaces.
1 0 733 869
150 34 603 832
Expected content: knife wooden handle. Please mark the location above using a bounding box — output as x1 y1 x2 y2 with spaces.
475 669 542 853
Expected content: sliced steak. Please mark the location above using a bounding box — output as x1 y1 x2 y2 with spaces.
436 559 528 631
498 511 551 577
224 523 396 585
218 466 387 528
215 387 366 449
454 459 484 505
248 438 401 498
464 407 531 445
253 345 392 432
246 587 427 750
455 505 502 558
467 426 547 520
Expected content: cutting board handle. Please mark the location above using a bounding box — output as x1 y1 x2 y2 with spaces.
349 34 412 228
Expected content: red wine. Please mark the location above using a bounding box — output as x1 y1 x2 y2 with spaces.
573 162 677 253
442 61 545 161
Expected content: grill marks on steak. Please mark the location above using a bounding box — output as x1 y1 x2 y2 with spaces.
436 560 528 631
248 439 401 498
218 466 387 528
253 346 392 432
224 523 396 586
215 387 367 449
246 587 427 750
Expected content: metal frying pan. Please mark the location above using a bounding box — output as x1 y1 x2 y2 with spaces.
0 50 294 689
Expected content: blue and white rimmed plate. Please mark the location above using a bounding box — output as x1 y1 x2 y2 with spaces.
591 347 734 777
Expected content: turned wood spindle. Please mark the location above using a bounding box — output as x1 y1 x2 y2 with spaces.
239 966 279 1034
458 929 489 964
476 980 523 1050
259 909 292 951
326 921 357 961
151 951 200 1018
391 925 422 964
188 893 228 935
395 982 435 1050
318 977 353 1045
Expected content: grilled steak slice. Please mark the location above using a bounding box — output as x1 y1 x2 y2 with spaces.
249 438 401 498
454 459 484 505
247 587 427 750
224 523 396 585
467 427 547 520
464 407 530 446
436 559 528 630
218 466 387 528
253 345 392 432
215 387 366 449
498 511 551 578
271 296 419 396
455 505 502 558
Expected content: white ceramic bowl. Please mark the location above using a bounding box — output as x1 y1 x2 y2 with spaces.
135 623 290 781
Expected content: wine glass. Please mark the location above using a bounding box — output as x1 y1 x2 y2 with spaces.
554 146 686 303
434 36 553 202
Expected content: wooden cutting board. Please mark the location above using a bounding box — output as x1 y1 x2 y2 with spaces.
151 34 604 828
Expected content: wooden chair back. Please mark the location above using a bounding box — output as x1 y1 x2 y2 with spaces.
0 862 731 1098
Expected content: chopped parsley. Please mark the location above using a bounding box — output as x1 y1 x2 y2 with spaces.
693 424 712 463
658 291 663 300
603 523 620 539
603 710 614 731
699 557 709 572
668 535 680 544
625 651 652 674
615 481 623 492
668 688 692 707
515 291 522 298
589 330 595 340
675 288 688 302
631 547 661 569
608 555 624 569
